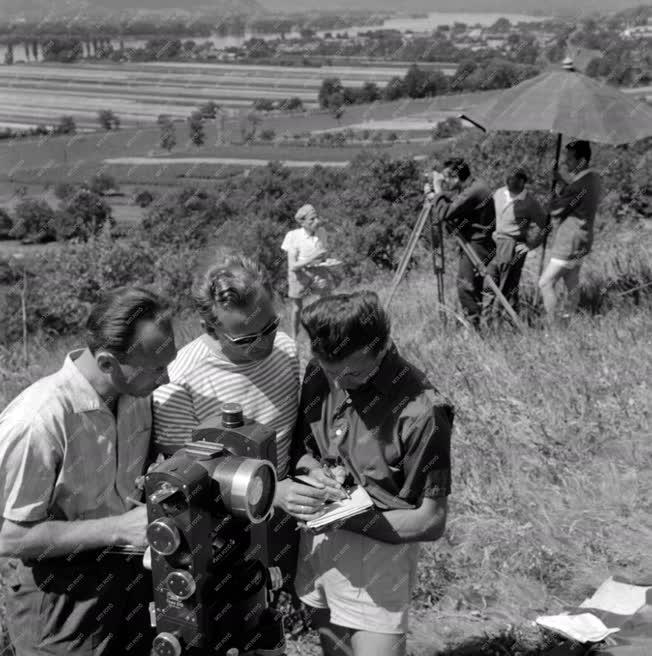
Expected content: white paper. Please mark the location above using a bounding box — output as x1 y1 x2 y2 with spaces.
535 613 621 643
579 576 650 616
306 485 374 529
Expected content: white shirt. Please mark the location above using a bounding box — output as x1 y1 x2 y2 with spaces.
281 227 328 267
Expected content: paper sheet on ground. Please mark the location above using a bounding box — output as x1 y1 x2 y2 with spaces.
535 613 621 643
579 577 650 615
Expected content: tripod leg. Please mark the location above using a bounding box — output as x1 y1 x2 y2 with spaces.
386 202 432 309
455 235 525 332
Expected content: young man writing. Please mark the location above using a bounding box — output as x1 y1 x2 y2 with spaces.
291 291 454 656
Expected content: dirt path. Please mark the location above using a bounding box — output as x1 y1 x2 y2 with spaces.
104 156 349 168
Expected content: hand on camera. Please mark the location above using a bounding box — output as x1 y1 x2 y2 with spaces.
114 506 148 548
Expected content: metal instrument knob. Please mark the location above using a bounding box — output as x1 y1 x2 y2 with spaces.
153 631 182 656
147 517 181 556
165 570 196 600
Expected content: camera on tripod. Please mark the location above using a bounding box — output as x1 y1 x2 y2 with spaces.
145 403 286 656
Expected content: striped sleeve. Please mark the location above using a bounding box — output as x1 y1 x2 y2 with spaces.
152 381 198 455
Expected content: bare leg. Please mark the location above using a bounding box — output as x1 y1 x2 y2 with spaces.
291 298 303 340
561 264 582 315
310 608 407 656
538 260 567 319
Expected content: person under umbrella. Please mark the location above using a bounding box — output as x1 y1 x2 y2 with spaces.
538 140 602 320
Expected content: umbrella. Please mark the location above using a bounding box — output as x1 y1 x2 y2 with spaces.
459 58 652 301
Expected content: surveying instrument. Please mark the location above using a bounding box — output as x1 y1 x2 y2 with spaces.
385 190 525 332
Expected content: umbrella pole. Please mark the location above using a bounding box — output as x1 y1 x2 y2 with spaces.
534 132 563 307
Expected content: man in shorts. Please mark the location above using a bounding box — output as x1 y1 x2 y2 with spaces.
538 140 602 320
291 291 454 656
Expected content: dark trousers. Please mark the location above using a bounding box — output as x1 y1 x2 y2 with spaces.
483 236 527 320
457 239 494 327
5 554 154 656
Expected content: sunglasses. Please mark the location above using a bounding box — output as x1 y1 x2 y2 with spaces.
221 317 280 346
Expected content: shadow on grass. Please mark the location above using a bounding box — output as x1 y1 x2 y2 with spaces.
435 634 588 656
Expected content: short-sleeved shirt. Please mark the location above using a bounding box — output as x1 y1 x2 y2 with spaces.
0 349 152 523
153 331 300 480
550 168 602 260
291 344 453 510
281 227 331 299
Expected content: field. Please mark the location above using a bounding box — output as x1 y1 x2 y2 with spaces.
0 60 460 130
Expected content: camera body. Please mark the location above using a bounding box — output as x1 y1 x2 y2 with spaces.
145 404 285 656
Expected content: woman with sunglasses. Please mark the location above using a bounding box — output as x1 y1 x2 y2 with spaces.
152 253 330 596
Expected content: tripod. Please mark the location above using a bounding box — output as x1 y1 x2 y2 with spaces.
386 200 525 332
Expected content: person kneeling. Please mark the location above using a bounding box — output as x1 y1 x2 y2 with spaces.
291 291 454 656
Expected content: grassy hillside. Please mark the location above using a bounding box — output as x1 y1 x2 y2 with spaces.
1 259 650 654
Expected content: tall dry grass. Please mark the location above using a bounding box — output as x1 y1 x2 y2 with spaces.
1 253 651 654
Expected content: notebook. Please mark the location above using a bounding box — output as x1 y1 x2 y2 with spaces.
293 474 374 530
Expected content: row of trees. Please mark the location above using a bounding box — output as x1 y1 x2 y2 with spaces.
318 59 540 111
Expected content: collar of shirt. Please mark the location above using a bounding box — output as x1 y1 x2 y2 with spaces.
504 187 527 204
570 167 594 183
62 349 108 414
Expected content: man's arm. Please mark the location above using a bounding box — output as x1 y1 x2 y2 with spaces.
341 497 447 544
434 184 481 228
0 508 148 560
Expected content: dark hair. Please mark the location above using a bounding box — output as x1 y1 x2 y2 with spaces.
443 157 471 181
566 140 591 164
86 287 170 360
192 253 273 326
507 167 528 183
301 291 391 362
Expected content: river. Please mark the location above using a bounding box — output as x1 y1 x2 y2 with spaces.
0 11 549 63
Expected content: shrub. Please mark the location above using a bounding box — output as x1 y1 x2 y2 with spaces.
56 115 76 135
9 198 56 243
259 129 276 142
386 131 399 142
135 189 155 208
89 173 117 195
253 98 275 112
0 208 12 239
432 116 464 139
97 109 120 130
54 182 76 201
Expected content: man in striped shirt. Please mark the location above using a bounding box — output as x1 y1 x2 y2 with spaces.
152 254 331 593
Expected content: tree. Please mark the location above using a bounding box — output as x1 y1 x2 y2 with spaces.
97 110 120 130
158 115 176 151
4 42 13 65
54 183 76 201
318 77 344 109
360 81 380 104
188 111 205 147
56 115 76 135
253 98 275 112
54 189 115 241
383 76 405 101
329 93 345 123
490 17 511 32
585 57 602 78
278 97 304 111
9 199 57 243
198 101 220 119
0 208 12 238
404 64 429 98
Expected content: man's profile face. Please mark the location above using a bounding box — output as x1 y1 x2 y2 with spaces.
107 318 178 397
317 345 388 391
213 292 278 363
563 150 583 175
441 167 459 191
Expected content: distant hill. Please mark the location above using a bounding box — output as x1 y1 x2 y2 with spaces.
0 0 266 20
259 0 647 17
